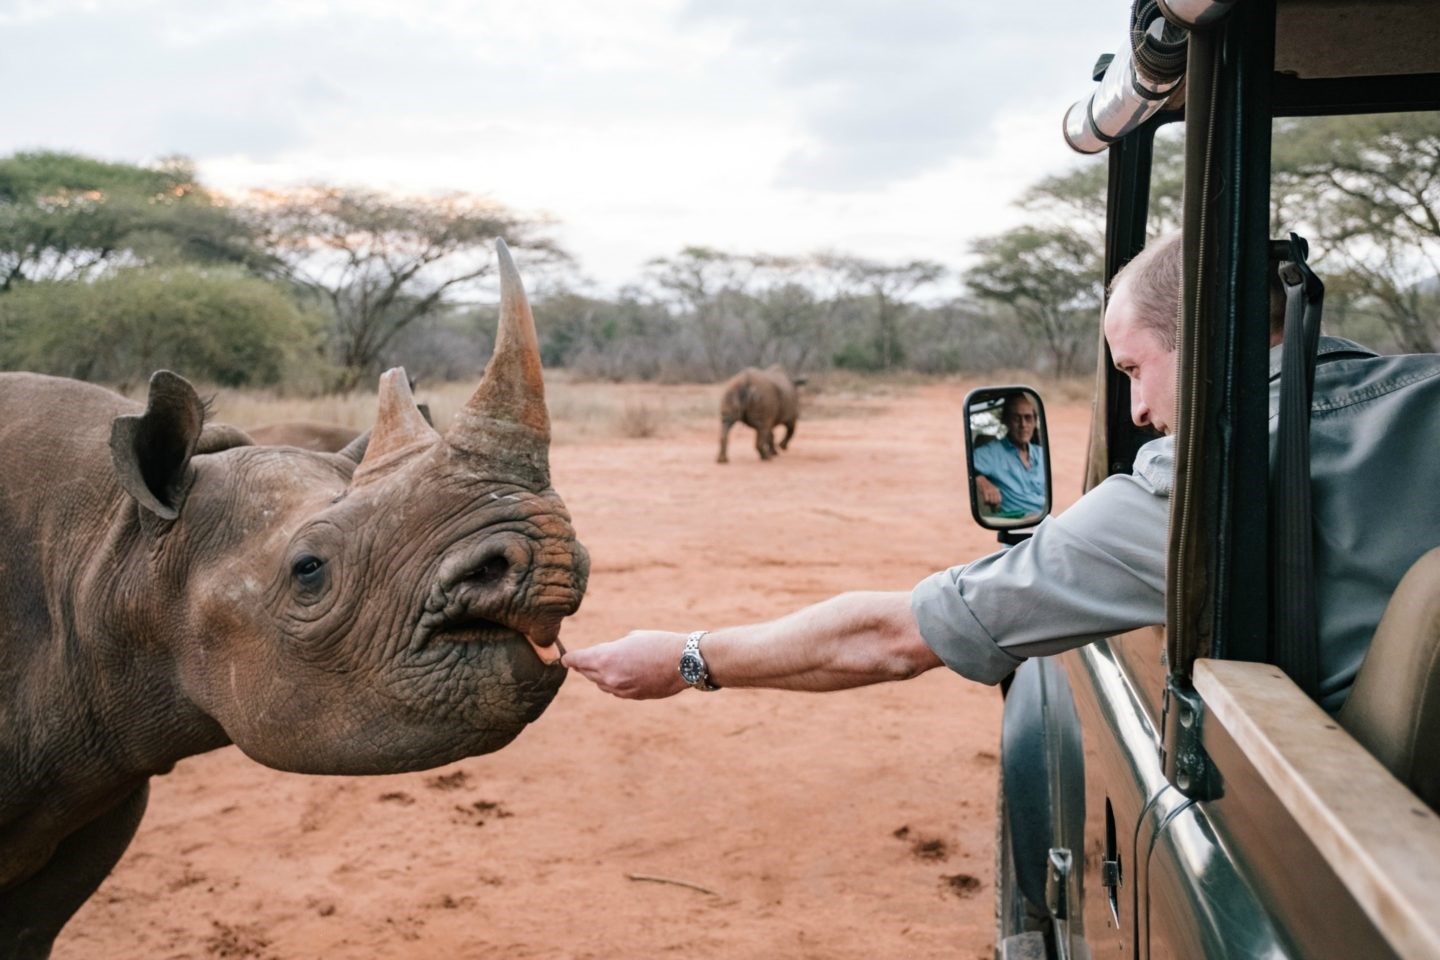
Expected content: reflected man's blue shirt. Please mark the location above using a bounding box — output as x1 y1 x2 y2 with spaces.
973 436 1046 516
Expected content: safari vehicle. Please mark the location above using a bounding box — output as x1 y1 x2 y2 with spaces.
964 1 1440 957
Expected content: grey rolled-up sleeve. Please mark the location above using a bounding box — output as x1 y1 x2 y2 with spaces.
912 437 1174 684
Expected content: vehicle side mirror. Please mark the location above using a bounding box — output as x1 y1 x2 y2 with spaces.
964 386 1053 534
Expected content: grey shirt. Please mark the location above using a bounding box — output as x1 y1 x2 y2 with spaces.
913 337 1440 711
913 435 1172 685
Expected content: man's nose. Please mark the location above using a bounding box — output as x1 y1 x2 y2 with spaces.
1131 391 1151 428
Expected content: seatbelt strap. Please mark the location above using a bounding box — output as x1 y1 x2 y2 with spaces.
1270 232 1324 699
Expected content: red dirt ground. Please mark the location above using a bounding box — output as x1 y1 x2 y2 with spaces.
57 381 1091 960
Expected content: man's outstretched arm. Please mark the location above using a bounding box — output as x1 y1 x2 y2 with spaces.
562 591 944 700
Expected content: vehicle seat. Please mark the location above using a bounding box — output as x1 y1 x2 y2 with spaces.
1337 546 1440 812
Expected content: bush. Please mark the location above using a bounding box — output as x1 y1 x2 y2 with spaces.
0 266 324 387
616 400 663 438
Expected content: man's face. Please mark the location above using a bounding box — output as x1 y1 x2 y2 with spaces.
1004 398 1037 445
1104 282 1178 435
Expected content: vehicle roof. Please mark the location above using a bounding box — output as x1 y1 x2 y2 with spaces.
1277 0 1440 78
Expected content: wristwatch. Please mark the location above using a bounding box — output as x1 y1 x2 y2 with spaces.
678 630 720 692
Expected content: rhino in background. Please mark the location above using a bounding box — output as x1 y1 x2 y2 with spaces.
717 364 804 463
246 419 362 452
247 378 431 454
0 241 588 958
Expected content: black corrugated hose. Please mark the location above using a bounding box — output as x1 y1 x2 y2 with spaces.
1131 0 1190 85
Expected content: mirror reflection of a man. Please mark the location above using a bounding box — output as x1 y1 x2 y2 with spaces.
974 394 1045 519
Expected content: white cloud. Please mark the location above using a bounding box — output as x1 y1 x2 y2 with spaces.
0 0 1130 290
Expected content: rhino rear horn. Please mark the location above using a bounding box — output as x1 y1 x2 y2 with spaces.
110 370 206 521
337 401 432 465
351 367 442 484
445 239 550 483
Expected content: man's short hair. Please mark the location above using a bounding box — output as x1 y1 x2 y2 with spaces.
1108 230 1286 350
1001 393 1035 421
1108 232 1184 350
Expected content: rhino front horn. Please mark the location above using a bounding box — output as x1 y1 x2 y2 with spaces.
446 239 551 484
352 367 441 485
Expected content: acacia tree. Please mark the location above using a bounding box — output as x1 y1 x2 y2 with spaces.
965 225 1100 376
0 151 263 291
644 246 759 378
966 134 1184 374
820 254 945 370
740 254 855 374
1272 113 1440 352
1019 131 1185 243
245 186 565 388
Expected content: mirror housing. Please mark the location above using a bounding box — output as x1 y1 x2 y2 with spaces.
964 386 1053 533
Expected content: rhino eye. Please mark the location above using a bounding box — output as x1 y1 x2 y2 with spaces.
291 554 327 590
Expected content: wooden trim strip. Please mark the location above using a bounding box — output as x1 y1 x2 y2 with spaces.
1194 658 1440 960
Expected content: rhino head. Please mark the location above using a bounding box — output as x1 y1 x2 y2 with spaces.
107 241 588 774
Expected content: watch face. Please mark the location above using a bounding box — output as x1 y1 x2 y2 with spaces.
679 651 704 684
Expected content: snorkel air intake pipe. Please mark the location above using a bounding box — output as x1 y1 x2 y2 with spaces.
1062 0 1196 154
1156 0 1241 30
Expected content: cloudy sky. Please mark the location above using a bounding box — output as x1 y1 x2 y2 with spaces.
0 0 1127 291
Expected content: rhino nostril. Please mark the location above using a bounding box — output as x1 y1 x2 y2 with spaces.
471 555 511 585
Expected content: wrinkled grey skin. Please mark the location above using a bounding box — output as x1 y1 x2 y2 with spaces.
717 364 803 463
0 242 588 958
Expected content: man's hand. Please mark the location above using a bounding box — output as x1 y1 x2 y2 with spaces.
976 474 1002 509
562 631 690 700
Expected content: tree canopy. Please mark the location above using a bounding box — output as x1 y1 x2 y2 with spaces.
1272 112 1440 352
0 151 264 290
244 186 565 388
1 120 1434 391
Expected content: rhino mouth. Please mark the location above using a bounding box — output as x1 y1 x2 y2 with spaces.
430 616 515 646
423 615 565 666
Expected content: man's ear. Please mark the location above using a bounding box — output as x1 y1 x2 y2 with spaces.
109 371 205 521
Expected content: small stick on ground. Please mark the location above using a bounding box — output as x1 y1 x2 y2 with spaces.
625 873 720 896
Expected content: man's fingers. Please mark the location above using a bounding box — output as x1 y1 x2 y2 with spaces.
557 631 690 701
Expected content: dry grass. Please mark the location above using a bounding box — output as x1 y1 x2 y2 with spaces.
205 372 716 445
616 401 663 439
201 369 1092 443
207 390 380 432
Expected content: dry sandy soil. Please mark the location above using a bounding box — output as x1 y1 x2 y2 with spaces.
57 377 1091 960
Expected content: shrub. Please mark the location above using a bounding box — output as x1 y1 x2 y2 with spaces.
616 400 663 438
0 266 324 387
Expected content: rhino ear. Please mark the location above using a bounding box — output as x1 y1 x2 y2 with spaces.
110 371 206 521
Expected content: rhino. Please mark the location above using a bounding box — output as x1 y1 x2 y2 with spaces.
717 364 803 463
0 241 588 958
246 419 362 452
248 379 429 454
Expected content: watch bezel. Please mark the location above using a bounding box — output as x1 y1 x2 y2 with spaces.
679 650 705 684
679 631 718 690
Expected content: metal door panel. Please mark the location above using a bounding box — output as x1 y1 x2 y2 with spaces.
1063 632 1171 957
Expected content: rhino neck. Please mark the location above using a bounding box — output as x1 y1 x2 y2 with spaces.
84 508 235 768
0 587 229 893
4 495 233 814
